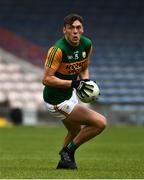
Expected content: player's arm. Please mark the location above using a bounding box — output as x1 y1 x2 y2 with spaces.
79 67 89 79
43 67 92 93
42 66 71 88
42 46 71 88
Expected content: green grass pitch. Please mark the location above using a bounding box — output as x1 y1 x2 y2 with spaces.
0 125 144 179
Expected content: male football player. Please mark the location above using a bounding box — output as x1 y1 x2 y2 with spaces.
42 13 107 169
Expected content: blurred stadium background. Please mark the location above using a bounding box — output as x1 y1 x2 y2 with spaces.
0 0 144 126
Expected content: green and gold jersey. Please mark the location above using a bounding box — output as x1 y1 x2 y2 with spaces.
43 35 93 104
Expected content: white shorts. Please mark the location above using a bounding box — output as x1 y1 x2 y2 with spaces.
45 91 79 120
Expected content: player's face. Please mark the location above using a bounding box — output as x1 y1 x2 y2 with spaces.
63 20 84 46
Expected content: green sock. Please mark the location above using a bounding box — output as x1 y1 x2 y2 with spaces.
67 141 79 152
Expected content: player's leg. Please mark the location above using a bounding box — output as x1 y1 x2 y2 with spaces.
63 122 81 147
57 104 106 169
64 104 107 146
62 104 106 163
56 122 81 169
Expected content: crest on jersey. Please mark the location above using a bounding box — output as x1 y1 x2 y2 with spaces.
82 51 86 58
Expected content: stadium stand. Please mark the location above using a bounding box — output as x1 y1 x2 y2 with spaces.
0 48 45 124
0 48 43 109
0 0 144 124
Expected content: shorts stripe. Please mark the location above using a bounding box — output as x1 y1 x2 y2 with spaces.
54 105 69 117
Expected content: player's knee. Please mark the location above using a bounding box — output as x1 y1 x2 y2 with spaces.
95 115 107 131
99 116 107 130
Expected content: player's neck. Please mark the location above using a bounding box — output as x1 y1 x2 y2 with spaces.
64 36 80 47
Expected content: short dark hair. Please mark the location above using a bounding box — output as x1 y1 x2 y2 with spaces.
64 13 84 27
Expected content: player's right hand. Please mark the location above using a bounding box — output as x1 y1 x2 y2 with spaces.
71 79 89 89
71 79 94 97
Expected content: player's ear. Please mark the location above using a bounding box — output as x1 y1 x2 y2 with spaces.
81 26 84 34
63 27 66 34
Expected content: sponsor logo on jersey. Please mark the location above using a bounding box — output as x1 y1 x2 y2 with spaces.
58 59 89 75
65 60 87 74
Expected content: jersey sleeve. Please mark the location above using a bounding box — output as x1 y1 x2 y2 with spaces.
44 46 62 70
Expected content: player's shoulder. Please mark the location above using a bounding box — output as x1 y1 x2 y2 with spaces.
80 35 92 47
54 37 66 49
47 37 64 54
